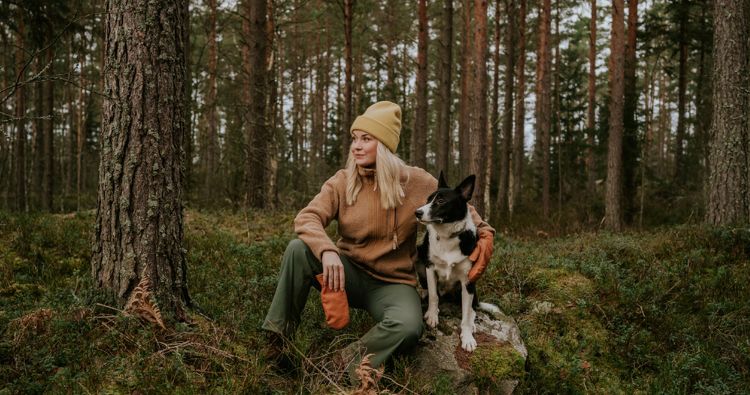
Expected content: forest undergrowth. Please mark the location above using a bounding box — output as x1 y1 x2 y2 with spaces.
1 210 748 394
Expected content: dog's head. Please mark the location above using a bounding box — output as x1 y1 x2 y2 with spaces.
415 171 475 224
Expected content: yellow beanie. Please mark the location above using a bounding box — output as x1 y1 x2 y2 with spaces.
350 101 401 153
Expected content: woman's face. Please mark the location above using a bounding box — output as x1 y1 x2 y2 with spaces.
351 130 378 168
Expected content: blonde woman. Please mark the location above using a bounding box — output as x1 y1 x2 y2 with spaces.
262 101 494 376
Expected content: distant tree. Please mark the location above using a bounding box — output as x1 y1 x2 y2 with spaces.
705 0 749 225
496 0 514 219
509 0 526 218
534 0 552 218
93 0 190 319
14 7 27 212
674 0 688 180
201 0 219 202
605 0 626 231
412 0 428 168
342 0 354 165
469 0 489 215
586 0 597 197
435 0 454 174
623 0 638 223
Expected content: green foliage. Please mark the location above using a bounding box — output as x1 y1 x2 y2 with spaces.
470 344 525 389
1 211 749 393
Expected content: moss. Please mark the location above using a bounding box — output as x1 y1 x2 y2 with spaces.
469 343 525 388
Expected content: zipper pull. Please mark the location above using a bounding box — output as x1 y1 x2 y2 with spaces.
392 233 398 250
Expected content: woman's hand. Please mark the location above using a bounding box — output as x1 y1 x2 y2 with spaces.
321 251 345 292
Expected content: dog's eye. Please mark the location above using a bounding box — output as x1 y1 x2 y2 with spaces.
435 198 445 205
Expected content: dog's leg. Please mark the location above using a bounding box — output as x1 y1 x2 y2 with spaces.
423 267 440 328
460 280 477 351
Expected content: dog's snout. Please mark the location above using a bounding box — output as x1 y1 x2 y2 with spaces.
415 209 423 218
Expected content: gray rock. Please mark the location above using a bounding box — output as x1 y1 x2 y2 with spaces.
411 303 527 394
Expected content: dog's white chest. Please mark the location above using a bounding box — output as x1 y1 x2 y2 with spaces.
428 235 471 284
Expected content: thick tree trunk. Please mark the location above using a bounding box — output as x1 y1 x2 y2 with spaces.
14 9 27 212
509 0 526 218
468 0 489 215
534 0 551 218
497 0 515 219
586 0 597 197
436 0 454 175
706 0 749 225
342 0 354 165
412 0 428 169
244 0 271 208
93 0 190 319
622 0 638 223
605 0 626 231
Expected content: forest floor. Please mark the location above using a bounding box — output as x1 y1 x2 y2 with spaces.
1 210 749 394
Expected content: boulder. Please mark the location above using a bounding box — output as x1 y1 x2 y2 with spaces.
411 303 527 394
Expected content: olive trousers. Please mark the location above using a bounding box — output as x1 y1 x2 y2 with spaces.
262 239 424 370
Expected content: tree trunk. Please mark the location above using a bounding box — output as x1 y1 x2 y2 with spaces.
412 0 429 169
705 0 749 225
534 0 551 218
43 46 55 212
202 0 218 202
468 0 489 215
674 0 688 180
622 0 638 223
509 0 526 218
14 8 27 212
586 0 597 197
497 0 515 219
436 0 454 175
342 0 354 165
93 0 190 319
459 0 472 179
605 0 626 231
244 0 271 208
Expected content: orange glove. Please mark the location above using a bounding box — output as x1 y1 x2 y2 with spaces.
315 274 350 330
468 229 494 283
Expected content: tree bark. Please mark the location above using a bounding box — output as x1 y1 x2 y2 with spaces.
93 0 190 318
342 0 354 165
459 0 472 179
622 0 638 223
705 0 749 225
509 0 526 218
468 0 489 215
497 0 515 219
244 0 271 208
436 0 454 175
534 0 551 218
413 0 428 169
43 46 55 211
586 0 597 197
14 8 27 212
674 0 688 180
202 0 218 202
605 0 626 231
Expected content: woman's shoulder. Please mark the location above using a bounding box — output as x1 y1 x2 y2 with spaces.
403 165 437 188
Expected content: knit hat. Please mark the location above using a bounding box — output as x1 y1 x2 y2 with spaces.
350 101 401 152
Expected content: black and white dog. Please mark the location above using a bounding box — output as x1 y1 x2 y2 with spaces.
415 172 499 352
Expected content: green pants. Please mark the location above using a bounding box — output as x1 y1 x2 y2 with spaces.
262 239 423 370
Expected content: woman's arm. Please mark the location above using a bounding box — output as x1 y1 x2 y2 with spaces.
294 171 343 261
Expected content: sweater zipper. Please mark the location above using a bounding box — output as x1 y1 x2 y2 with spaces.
392 207 398 250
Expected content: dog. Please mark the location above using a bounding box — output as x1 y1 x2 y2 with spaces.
415 171 499 352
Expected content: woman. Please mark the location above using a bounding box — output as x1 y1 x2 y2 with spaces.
262 101 494 375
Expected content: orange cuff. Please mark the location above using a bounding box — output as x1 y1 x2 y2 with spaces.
468 230 494 283
315 274 350 330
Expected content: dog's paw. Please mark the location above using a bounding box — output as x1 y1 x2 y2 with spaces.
424 310 439 328
460 332 477 352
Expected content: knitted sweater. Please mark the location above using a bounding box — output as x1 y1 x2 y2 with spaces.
294 165 495 286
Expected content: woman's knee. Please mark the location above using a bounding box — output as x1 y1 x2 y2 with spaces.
285 238 308 256
383 315 423 346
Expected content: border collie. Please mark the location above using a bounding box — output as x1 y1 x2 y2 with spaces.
415 172 498 352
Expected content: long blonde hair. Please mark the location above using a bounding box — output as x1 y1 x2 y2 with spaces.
345 141 407 209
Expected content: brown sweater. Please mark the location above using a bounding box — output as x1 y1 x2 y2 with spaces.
294 165 495 286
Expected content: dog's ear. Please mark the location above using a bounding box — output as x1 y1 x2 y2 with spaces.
438 170 449 188
456 175 476 201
